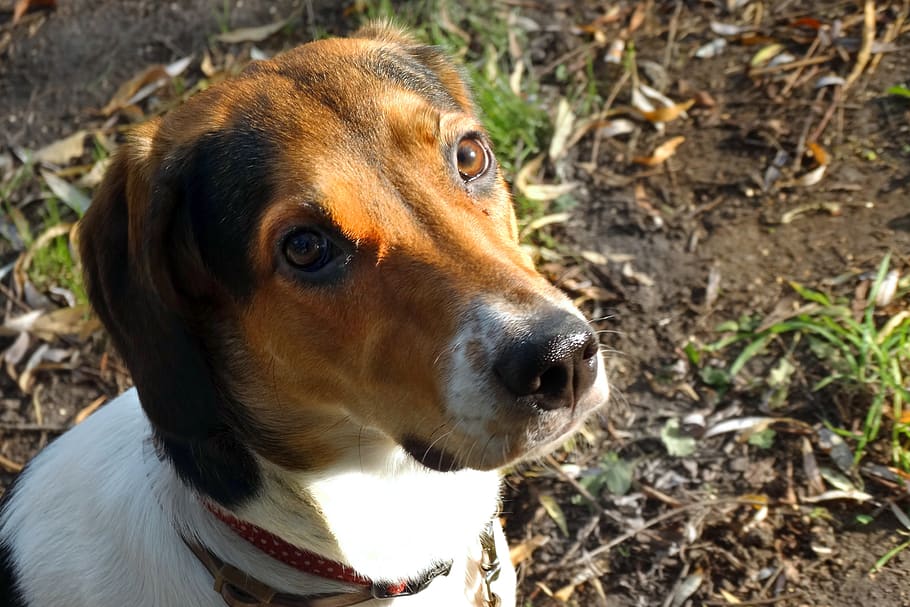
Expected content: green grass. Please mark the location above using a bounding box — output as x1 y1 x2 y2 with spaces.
690 254 910 471
29 197 86 305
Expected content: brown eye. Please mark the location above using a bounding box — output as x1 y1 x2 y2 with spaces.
283 229 331 272
455 137 489 182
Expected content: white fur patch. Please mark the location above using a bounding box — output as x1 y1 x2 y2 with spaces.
0 389 515 606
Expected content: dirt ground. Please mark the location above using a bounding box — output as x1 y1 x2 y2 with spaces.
2 0 910 606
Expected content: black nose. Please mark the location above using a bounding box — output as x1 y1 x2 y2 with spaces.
493 312 599 411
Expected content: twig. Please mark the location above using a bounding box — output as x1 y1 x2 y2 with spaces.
794 87 826 172
74 395 107 425
844 0 876 91
748 54 834 76
808 86 843 144
0 280 30 312
573 496 764 563
0 422 67 433
661 561 691 607
703 594 805 606
587 70 631 167
556 512 601 566
0 454 23 473
662 0 683 70
869 0 908 74
535 41 599 79
781 35 820 98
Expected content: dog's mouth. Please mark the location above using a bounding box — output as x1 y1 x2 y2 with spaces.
400 436 465 473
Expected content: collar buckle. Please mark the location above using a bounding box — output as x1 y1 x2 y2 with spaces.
479 523 503 607
370 559 453 598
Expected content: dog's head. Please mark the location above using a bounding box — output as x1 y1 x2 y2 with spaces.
79 25 609 506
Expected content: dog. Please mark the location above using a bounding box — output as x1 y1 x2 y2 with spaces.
0 24 609 606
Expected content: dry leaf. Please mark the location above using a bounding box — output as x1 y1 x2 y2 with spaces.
710 21 752 36
0 454 23 473
625 3 646 35
17 343 48 393
101 56 191 116
719 589 742 603
538 493 568 536
519 213 571 240
41 170 91 215
695 38 727 59
509 535 549 566
77 157 113 188
216 16 293 44
1 310 43 335
801 489 873 503
514 154 543 194
807 142 829 166
12 0 55 24
670 573 703 607
639 99 695 123
750 43 785 67
630 86 656 115
549 98 575 161
2 332 30 365
604 39 624 64
33 130 88 165
74 396 107 425
632 136 685 166
31 305 100 340
101 66 169 116
621 262 655 286
521 183 578 202
597 118 637 138
554 583 576 602
794 164 827 187
802 437 826 495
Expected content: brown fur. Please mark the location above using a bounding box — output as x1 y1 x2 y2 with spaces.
78 24 573 498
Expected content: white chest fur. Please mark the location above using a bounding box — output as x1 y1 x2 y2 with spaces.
0 390 516 606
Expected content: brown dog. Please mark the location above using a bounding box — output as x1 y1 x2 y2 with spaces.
0 24 608 606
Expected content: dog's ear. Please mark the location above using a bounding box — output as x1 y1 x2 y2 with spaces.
78 122 260 505
79 121 218 440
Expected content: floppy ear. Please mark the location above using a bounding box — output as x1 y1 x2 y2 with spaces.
78 123 260 506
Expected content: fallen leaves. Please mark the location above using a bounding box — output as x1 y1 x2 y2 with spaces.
12 0 55 25
40 170 91 215
101 56 192 117
215 16 293 44
632 136 685 166
33 130 89 165
637 98 694 123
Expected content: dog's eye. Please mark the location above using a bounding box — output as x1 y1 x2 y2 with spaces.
455 137 489 182
283 230 332 272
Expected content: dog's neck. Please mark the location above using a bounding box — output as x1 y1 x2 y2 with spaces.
167 423 503 594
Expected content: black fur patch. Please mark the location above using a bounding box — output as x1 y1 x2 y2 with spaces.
177 126 277 298
0 471 27 607
139 124 277 506
0 540 25 607
79 125 274 509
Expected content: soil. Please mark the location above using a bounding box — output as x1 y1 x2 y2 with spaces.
2 1 909 606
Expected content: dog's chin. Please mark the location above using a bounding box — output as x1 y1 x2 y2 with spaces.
400 436 467 473
400 427 573 473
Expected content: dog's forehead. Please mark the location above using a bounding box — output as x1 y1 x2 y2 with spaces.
232 37 473 136
270 37 469 112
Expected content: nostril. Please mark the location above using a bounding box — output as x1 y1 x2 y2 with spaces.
538 364 569 397
581 335 598 361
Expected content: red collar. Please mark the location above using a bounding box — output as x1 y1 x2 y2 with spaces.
205 503 451 598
